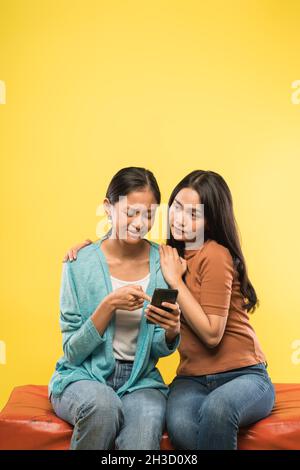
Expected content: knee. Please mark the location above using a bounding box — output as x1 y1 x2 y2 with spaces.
135 391 166 430
166 388 191 433
199 398 238 429
166 403 197 450
166 405 184 433
77 383 123 423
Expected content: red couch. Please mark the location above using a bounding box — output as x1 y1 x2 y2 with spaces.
0 384 300 450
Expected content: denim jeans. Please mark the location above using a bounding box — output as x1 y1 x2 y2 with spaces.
166 362 276 450
50 359 166 450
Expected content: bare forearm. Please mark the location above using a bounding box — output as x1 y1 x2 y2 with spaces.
172 280 217 345
90 295 116 336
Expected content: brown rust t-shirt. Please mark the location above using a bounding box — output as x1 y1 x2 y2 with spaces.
177 239 266 376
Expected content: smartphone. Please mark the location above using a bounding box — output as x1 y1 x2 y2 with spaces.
146 288 178 323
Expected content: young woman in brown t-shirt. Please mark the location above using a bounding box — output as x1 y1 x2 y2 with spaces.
159 170 275 450
63 169 275 450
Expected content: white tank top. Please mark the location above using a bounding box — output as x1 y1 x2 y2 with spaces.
110 272 151 361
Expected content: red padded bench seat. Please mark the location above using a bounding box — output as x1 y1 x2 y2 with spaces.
0 384 299 450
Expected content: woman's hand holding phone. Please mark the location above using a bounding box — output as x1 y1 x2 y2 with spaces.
145 292 181 343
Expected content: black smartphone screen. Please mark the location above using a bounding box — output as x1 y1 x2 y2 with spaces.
146 288 178 323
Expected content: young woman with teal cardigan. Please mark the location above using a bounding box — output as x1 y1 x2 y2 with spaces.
48 167 181 450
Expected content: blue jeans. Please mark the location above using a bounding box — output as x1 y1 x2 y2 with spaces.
50 360 166 450
166 362 276 450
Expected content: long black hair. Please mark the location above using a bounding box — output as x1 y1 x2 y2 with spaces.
106 166 161 205
166 170 259 313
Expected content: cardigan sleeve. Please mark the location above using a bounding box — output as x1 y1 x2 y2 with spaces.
59 261 106 366
151 327 180 358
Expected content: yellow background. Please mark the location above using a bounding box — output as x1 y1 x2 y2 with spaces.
1 0 300 410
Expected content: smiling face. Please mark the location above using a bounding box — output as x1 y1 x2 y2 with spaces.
104 188 158 244
169 187 205 247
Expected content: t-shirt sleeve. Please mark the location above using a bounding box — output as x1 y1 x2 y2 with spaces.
197 245 234 316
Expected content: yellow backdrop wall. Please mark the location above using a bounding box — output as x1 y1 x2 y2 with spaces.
1 0 300 410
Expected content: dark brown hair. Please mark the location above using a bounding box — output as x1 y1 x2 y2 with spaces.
166 170 259 313
106 167 161 205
